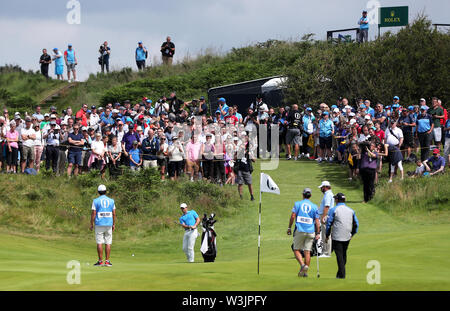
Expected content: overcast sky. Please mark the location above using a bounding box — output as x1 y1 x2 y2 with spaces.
1 0 448 81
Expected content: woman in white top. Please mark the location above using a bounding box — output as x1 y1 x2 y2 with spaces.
33 123 44 172
88 133 106 170
168 136 184 180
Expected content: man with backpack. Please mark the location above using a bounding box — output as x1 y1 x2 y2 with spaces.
135 41 148 70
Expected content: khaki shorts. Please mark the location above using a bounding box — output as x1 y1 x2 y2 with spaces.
95 226 113 245
186 160 200 174
143 160 158 168
293 231 315 251
21 145 35 162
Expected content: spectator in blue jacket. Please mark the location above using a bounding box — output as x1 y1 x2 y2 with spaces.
141 129 160 168
358 10 369 43
135 41 148 70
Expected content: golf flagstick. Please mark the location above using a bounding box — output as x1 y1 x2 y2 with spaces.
258 173 280 275
257 190 262 275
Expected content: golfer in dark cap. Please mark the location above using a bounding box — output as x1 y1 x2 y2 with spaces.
325 193 359 279
287 188 320 277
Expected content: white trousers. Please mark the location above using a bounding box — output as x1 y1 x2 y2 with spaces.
183 229 198 262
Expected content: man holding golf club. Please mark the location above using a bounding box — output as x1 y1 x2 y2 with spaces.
179 203 200 263
326 193 359 279
318 181 334 257
287 188 320 277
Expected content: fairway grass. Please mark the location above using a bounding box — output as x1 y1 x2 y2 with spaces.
1 160 449 291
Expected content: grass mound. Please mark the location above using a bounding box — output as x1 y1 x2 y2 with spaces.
0 168 243 239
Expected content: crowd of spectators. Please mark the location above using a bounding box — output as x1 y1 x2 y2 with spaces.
0 93 448 202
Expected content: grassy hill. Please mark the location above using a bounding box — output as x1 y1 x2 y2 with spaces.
1 18 448 116
0 160 449 290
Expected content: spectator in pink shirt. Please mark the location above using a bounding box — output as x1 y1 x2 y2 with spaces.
6 121 19 173
185 135 202 181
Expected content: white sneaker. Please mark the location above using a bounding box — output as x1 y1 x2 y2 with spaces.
388 179 393 183
305 153 310 158
302 265 309 277
319 254 331 258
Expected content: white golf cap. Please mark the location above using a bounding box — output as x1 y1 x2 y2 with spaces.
349 112 355 117
344 105 352 110
318 181 331 188
333 108 340 113
180 203 187 209
98 184 107 192
50 114 57 118
349 119 357 125
364 115 371 120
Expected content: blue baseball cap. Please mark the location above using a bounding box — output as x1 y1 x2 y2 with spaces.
331 105 337 109
218 98 226 103
386 105 391 109
408 106 414 111
86 110 91 114
53 48 58 51
393 96 400 100
126 117 133 122
200 96 205 100
68 44 72 47
146 99 152 103
306 107 313 111
360 104 367 109
323 111 329 115
138 41 143 44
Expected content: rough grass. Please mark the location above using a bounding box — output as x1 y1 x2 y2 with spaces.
0 168 243 239
373 170 450 214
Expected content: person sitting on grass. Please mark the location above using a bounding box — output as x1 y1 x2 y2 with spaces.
408 159 426 178
423 148 446 176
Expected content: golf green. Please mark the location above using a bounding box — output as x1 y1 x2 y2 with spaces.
0 160 449 290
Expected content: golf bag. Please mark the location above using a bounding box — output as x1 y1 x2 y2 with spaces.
291 228 323 257
200 213 217 262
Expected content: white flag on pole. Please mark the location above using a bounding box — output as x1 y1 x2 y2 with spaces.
260 173 280 195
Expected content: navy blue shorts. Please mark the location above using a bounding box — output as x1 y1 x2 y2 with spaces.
68 151 82 165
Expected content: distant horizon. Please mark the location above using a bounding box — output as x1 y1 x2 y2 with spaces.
1 0 448 81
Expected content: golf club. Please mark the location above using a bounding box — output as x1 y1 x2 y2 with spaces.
316 239 320 278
